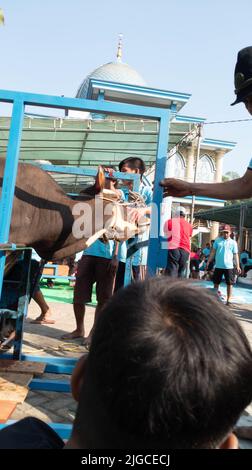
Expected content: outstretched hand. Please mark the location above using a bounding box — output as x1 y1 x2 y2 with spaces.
159 178 192 197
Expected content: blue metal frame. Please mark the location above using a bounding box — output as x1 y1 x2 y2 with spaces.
147 107 172 275
0 246 32 359
0 85 187 435
0 88 173 365
13 249 32 359
2 352 78 373
0 100 25 295
29 378 71 393
0 89 172 293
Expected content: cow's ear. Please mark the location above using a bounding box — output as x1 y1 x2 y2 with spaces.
94 165 105 193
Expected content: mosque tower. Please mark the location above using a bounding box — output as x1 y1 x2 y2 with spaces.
68 35 146 119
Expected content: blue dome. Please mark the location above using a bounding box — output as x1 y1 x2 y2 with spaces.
76 61 147 98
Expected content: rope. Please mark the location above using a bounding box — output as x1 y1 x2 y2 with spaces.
204 118 252 125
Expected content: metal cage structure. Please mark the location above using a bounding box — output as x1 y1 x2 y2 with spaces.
0 84 190 437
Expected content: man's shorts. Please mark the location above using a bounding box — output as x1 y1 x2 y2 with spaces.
73 255 115 305
212 268 235 286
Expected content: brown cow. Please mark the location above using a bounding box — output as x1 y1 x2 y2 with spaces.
0 158 148 261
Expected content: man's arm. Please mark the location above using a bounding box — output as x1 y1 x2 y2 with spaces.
206 248 216 269
160 169 252 200
234 253 241 274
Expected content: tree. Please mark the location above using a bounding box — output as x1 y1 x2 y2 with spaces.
220 171 252 205
222 171 240 182
0 8 4 26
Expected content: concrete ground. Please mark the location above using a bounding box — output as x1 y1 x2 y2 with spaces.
8 295 252 424
10 299 95 425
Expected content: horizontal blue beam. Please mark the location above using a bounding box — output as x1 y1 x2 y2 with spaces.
89 78 191 103
0 421 72 440
174 114 206 123
29 378 71 392
183 195 225 203
45 364 74 374
36 164 140 182
1 353 78 366
0 89 169 120
202 138 236 148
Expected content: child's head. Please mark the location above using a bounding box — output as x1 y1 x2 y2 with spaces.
71 277 252 449
119 157 146 186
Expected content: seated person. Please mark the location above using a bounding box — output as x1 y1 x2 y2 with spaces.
202 243 211 261
0 278 251 449
240 250 252 276
190 248 200 279
1 253 54 329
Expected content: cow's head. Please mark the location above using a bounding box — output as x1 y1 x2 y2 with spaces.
77 167 150 246
78 166 122 202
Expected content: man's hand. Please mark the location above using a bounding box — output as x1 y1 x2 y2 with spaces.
127 207 146 224
159 178 193 197
103 167 115 178
236 266 242 275
107 256 119 275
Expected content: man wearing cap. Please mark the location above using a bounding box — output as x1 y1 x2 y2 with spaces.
159 46 252 201
164 206 193 277
206 225 241 306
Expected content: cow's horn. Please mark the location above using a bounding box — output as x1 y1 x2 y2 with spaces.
94 166 105 193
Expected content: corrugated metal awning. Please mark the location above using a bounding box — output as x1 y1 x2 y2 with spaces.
194 202 252 228
0 115 194 193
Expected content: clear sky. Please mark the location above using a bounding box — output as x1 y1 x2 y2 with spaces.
1 0 252 175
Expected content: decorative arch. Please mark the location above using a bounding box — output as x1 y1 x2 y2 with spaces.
196 154 215 183
174 152 186 179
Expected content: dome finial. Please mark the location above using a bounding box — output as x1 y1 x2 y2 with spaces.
117 33 123 62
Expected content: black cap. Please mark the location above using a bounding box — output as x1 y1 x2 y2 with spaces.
231 46 252 105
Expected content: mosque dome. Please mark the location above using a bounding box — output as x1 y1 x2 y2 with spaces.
76 61 146 99
76 37 146 99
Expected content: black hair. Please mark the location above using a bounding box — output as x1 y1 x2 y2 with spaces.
119 157 146 179
74 278 252 449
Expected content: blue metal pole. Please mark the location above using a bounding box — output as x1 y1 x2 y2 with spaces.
147 110 171 276
0 99 24 297
13 249 32 360
123 175 140 286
